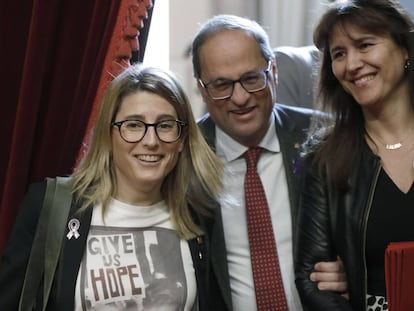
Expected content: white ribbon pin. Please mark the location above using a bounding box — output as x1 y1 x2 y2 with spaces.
66 218 80 240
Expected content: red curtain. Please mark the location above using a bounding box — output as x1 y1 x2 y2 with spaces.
0 0 121 256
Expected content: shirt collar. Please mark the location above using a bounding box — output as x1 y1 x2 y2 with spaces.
216 113 280 163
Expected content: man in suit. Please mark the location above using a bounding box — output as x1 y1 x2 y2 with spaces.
191 15 346 310
275 45 320 109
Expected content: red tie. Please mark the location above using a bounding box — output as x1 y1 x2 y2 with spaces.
244 148 289 311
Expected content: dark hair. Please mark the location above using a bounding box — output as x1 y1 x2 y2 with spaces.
190 14 274 79
311 0 414 190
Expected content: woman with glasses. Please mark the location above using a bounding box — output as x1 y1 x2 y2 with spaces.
0 65 224 310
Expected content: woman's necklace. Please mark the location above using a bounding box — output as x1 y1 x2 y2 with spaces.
367 127 414 150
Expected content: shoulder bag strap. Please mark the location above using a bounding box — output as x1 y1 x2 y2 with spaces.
18 176 73 311
42 176 72 311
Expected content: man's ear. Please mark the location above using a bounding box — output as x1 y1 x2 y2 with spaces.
196 79 210 103
272 60 278 88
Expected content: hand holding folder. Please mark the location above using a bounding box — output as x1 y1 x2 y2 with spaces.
385 241 414 311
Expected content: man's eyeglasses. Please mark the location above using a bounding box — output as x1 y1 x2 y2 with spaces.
111 119 187 143
198 61 272 100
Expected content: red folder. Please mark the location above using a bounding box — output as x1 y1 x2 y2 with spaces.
385 241 414 311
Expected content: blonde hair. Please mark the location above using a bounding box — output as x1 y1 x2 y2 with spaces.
72 65 223 239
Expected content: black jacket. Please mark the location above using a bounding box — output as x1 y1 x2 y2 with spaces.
198 104 315 311
295 142 381 310
0 180 212 311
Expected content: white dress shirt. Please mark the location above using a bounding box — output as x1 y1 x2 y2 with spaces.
216 116 303 311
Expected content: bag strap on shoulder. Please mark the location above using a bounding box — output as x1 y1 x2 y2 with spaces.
19 176 73 311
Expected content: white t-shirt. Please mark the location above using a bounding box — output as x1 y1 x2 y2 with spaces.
74 199 197 311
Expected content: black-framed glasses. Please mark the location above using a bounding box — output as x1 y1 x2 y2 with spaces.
198 60 272 100
111 119 188 143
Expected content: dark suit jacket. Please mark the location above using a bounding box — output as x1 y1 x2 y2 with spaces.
0 181 211 311
198 104 315 311
274 46 320 109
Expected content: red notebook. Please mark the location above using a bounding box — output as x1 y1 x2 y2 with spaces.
385 241 414 311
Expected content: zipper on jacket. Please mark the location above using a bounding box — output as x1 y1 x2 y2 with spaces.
361 159 381 310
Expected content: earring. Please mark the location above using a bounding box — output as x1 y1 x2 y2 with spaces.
405 59 411 71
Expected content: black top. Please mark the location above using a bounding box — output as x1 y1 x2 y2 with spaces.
366 168 414 295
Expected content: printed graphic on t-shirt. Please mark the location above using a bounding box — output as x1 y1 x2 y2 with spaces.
79 226 187 310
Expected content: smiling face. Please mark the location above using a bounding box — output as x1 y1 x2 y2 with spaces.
329 22 408 110
197 30 277 147
111 91 183 204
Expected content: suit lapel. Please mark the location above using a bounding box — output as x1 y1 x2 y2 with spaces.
56 204 93 311
198 115 232 310
273 105 311 243
209 207 233 310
